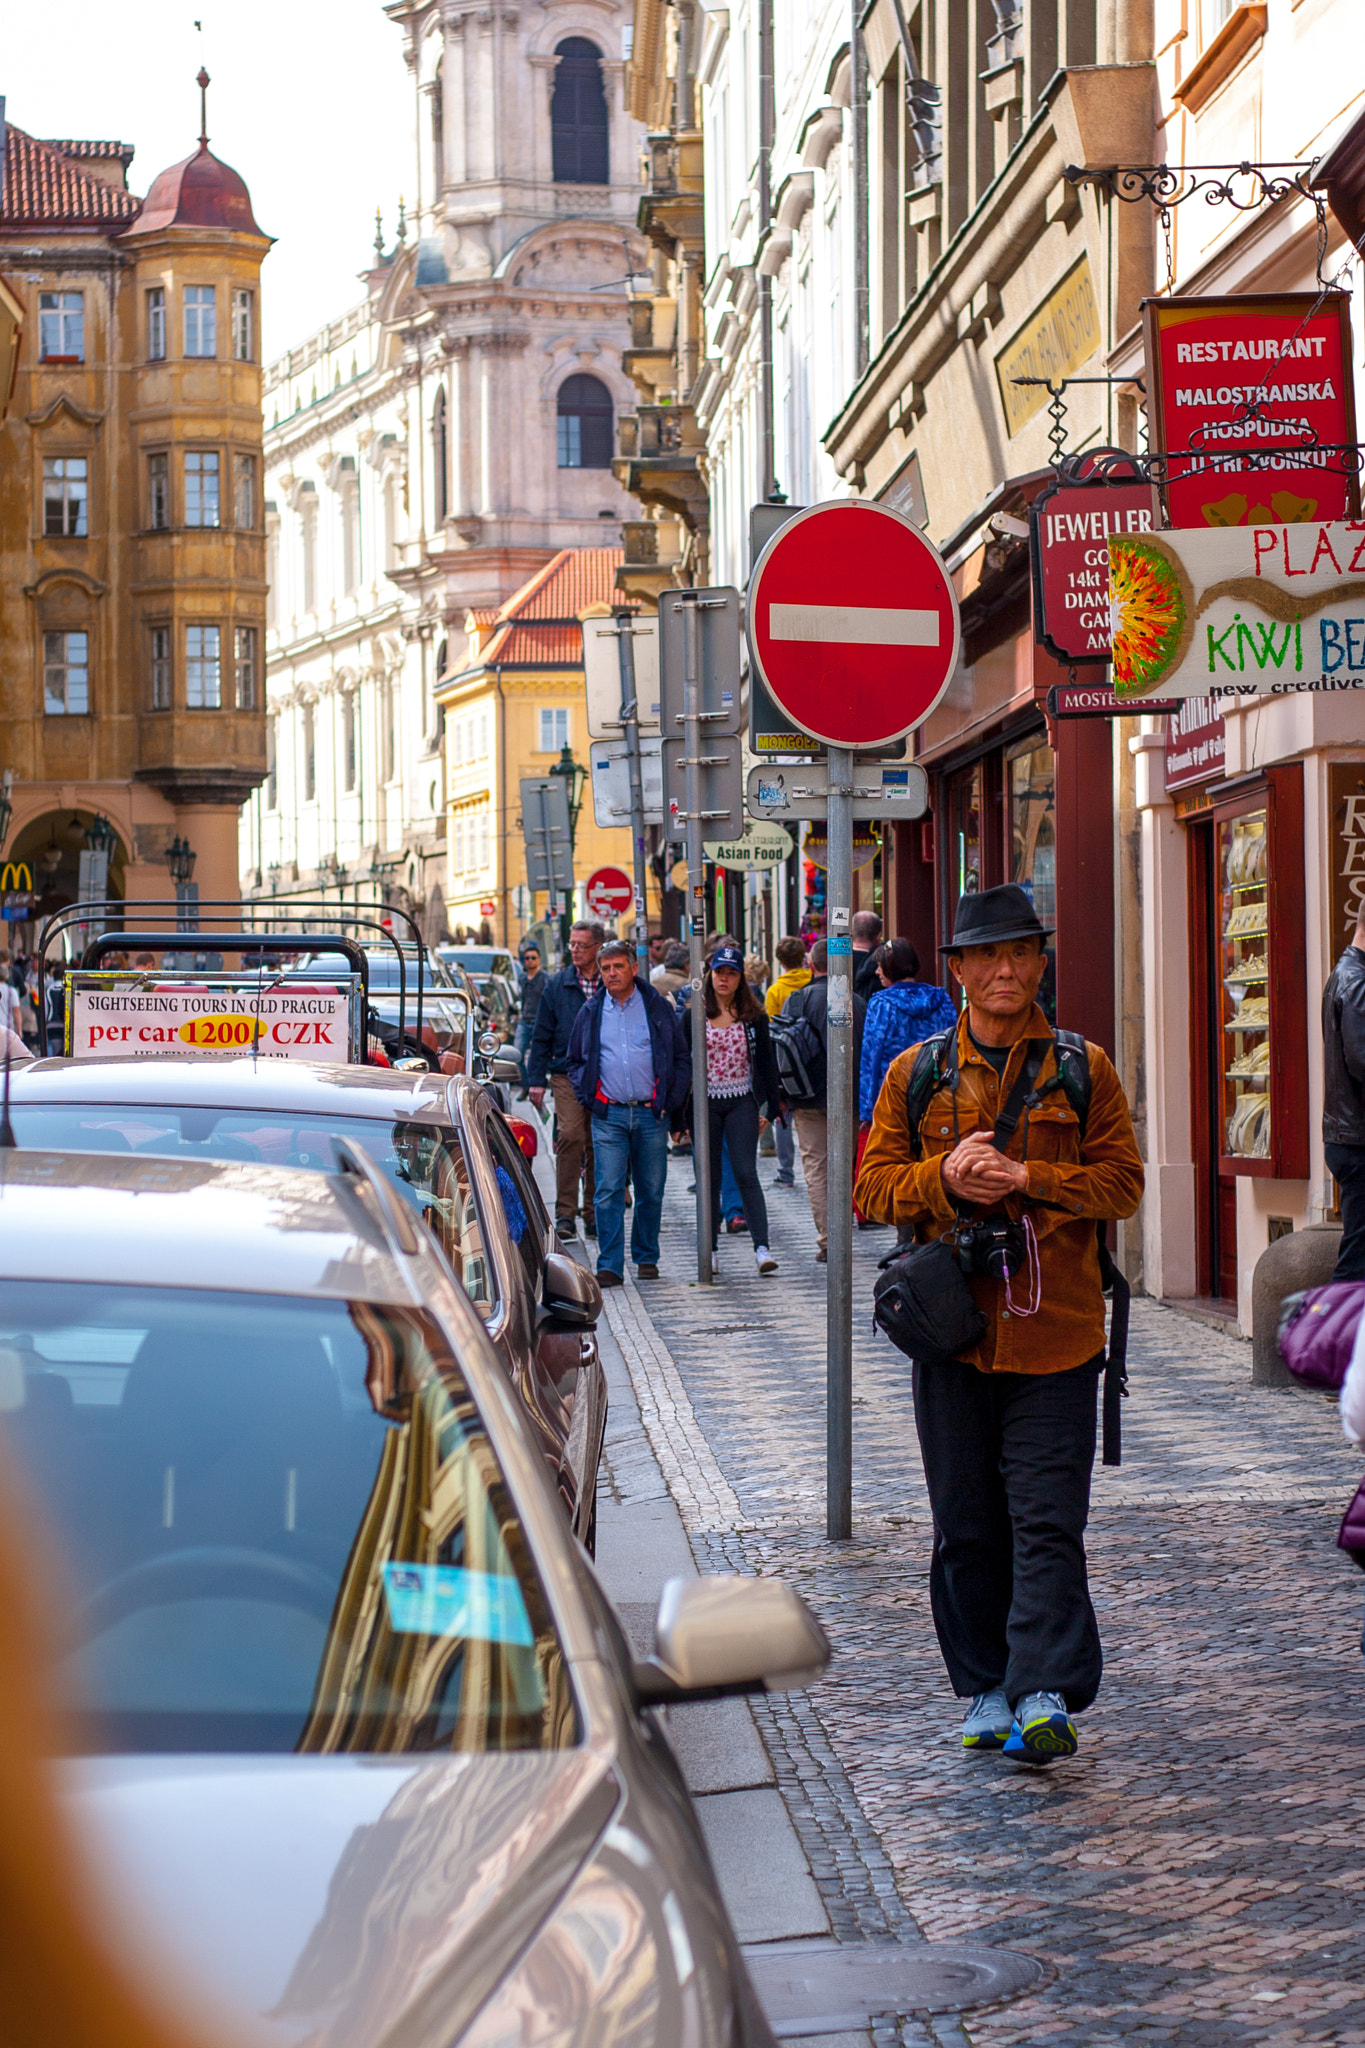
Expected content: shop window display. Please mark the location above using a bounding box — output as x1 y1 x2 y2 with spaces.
1220 811 1271 1160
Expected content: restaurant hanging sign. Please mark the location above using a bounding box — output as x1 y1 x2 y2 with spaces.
1108 519 1365 700
1031 466 1156 663
1143 292 1359 530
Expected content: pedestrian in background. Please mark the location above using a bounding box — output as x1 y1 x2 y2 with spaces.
1323 906 1365 1279
513 941 545 1071
648 933 668 976
652 939 689 1004
852 911 884 1001
856 884 1144 1764
682 942 783 1274
567 938 689 1286
781 938 866 1263
859 939 958 1123
527 919 604 1240
767 934 811 1020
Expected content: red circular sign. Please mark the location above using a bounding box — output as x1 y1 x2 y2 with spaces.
584 865 633 918
747 500 960 748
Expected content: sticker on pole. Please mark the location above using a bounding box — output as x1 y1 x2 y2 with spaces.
584 866 634 920
747 500 961 749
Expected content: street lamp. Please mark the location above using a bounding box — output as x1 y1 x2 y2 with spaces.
83 813 118 859
165 834 197 884
548 742 586 955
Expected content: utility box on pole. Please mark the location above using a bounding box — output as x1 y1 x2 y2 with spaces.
658 586 745 845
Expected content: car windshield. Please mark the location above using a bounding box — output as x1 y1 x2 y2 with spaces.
361 952 453 991
6 1108 530 1317
442 950 509 976
0 1283 575 1756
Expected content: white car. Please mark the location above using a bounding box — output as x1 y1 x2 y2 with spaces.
0 1148 828 2047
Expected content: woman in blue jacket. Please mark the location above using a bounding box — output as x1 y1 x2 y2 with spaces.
858 938 958 1124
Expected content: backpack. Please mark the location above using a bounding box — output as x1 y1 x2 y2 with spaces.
1277 1281 1365 1391
770 1007 826 1106
903 1025 1092 1155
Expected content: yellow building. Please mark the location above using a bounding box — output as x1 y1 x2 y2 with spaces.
436 548 659 947
0 90 270 929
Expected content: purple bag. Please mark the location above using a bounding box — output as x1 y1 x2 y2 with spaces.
1338 1475 1365 1565
1277 1281 1365 1391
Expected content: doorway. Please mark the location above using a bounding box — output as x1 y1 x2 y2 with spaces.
1188 818 1237 1302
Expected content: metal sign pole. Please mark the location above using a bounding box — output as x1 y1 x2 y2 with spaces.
615 607 651 978
825 747 854 1540
680 594 713 1284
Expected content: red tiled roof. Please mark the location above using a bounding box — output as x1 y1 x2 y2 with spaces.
442 548 627 684
43 139 135 163
491 546 625 625
1 126 141 228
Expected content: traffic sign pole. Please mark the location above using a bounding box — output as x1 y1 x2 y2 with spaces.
680 594 714 1286
744 501 962 1539
615 607 651 978
825 753 854 1542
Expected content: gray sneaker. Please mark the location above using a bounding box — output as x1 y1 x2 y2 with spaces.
961 1686 1013 1752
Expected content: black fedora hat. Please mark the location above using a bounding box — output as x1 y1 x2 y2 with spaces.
939 882 1053 953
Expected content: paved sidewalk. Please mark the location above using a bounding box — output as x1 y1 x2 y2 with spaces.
600 1150 1365 2047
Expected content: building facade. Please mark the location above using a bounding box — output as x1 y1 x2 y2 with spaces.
626 0 1365 1325
436 546 657 944
0 109 270 927
243 0 648 931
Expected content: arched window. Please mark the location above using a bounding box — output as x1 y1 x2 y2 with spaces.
552 38 609 184
557 374 613 469
432 387 448 522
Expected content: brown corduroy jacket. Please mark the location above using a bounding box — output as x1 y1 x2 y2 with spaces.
854 1005 1144 1375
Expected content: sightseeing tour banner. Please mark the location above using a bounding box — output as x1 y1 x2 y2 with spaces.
1108 519 1365 700
67 977 354 1061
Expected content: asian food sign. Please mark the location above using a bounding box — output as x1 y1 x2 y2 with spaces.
1108 520 1365 700
1144 292 1358 530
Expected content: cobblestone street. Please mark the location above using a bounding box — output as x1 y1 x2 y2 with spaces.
600 1154 1365 2046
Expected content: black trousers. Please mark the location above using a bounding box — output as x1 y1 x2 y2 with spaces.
911 1352 1104 1713
1326 1142 1365 1281
707 1091 769 1248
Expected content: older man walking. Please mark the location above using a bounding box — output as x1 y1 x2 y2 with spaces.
856 884 1143 1764
567 939 689 1286
527 920 604 1239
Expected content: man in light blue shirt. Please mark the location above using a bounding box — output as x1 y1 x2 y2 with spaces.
567 939 689 1285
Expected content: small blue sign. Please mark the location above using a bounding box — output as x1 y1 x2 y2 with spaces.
381 1562 535 1645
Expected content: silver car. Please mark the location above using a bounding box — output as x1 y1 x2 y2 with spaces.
0 1149 827 2046
8 1058 606 1548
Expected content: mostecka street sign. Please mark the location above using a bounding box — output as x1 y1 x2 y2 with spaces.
747 500 960 749
1109 519 1365 701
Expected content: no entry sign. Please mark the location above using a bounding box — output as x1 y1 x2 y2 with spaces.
747 501 960 749
584 865 633 920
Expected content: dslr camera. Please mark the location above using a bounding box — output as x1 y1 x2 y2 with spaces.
952 1216 1028 1281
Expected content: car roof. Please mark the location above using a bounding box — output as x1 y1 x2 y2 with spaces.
10 1055 455 1123
0 1150 427 1302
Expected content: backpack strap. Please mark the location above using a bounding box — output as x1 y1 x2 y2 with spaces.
1048 1028 1093 1140
904 1029 955 1159
1097 1220 1130 1466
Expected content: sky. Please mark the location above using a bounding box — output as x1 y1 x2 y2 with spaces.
4 0 413 359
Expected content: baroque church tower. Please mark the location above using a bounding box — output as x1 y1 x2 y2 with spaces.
381 0 647 615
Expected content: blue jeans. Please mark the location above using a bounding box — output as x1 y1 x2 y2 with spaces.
720 1133 744 1220
592 1104 670 1276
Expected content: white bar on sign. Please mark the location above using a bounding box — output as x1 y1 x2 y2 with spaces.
768 602 939 646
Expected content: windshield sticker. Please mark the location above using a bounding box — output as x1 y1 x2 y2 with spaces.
381 1562 534 1645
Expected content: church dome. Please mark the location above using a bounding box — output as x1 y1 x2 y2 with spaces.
125 139 265 237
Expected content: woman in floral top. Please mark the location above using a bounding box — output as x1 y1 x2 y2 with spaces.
680 942 785 1274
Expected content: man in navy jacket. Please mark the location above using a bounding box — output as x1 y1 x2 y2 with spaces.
567 939 690 1285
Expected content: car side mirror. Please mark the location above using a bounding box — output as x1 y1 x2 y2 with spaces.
489 1056 521 1082
633 1575 830 1705
541 1249 602 1328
